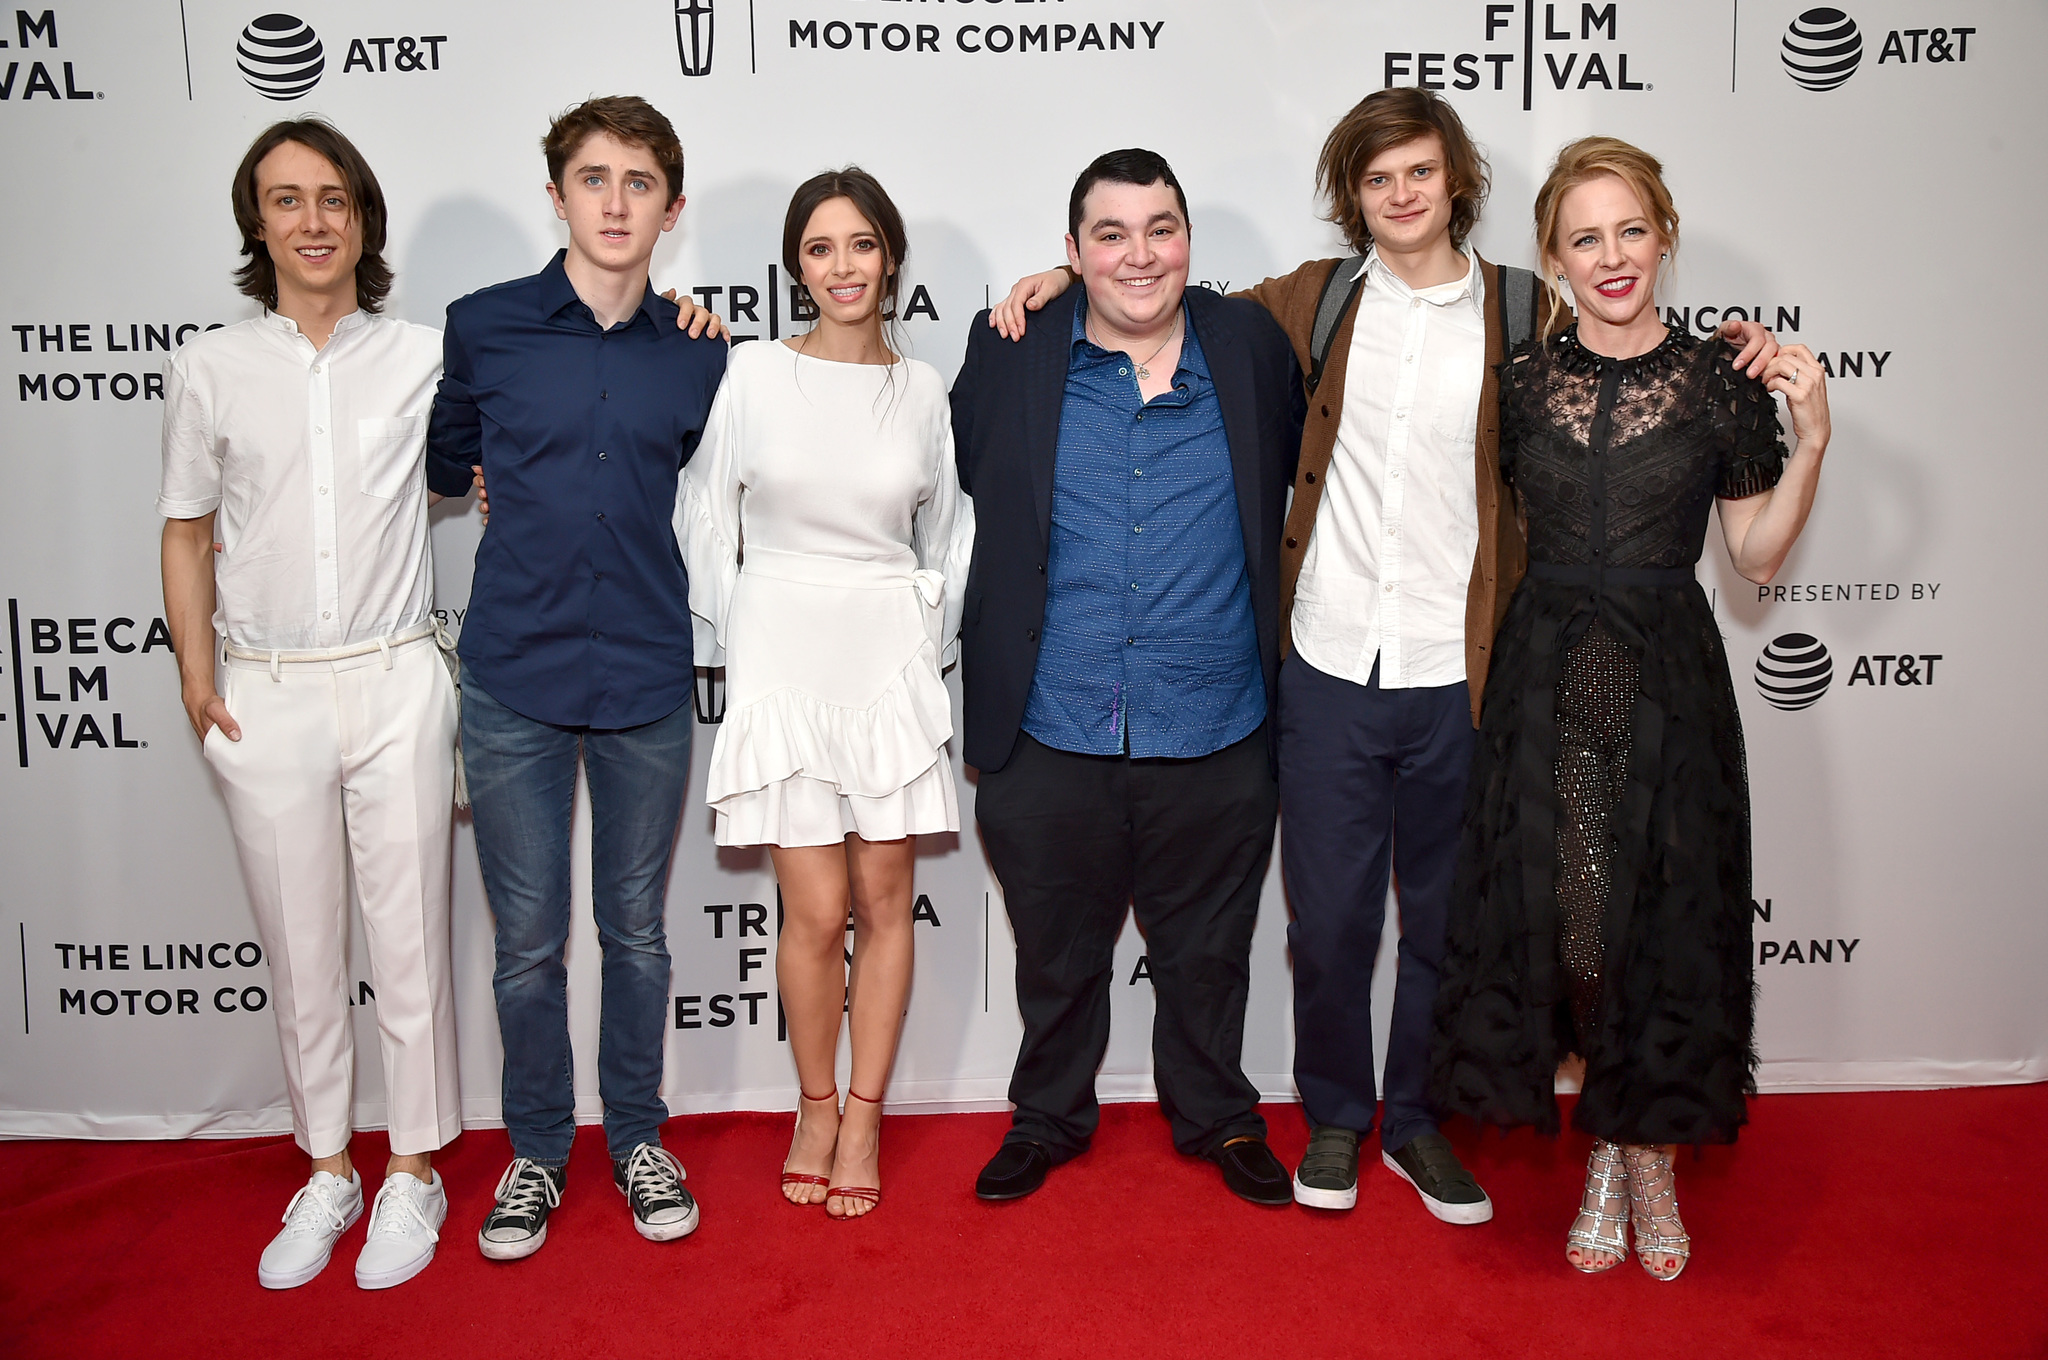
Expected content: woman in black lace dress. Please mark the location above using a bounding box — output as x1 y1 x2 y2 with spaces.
1429 137 1830 1280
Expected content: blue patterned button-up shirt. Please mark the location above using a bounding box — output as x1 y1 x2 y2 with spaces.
1020 300 1265 758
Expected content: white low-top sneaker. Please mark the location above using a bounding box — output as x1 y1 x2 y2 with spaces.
355 1170 448 1290
258 1169 364 1289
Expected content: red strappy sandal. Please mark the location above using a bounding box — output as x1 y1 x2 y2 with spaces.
826 1088 884 1218
781 1088 837 1202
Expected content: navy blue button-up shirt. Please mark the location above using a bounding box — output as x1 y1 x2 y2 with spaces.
426 250 726 729
1021 300 1265 758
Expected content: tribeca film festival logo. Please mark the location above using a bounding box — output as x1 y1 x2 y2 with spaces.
4 603 173 768
1380 2 1653 112
1780 8 1975 92
0 8 99 102
679 893 947 1039
1754 632 1945 711
236 13 447 101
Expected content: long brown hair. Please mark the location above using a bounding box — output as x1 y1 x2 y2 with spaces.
781 166 910 321
230 118 392 313
1316 87 1489 252
1531 136 1681 339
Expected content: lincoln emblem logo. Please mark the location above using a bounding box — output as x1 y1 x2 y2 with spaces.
675 0 713 76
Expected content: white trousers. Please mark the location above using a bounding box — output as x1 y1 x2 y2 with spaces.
202 630 461 1158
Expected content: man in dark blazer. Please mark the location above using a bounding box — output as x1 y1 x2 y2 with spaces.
951 149 1306 1205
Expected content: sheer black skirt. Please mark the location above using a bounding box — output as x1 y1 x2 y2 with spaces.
1429 577 1759 1146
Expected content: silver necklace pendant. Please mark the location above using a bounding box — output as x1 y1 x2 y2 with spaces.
1133 362 1151 380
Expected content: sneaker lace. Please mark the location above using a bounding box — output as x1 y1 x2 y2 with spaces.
622 1144 686 1203
491 1158 561 1219
279 1178 349 1237
366 1175 439 1243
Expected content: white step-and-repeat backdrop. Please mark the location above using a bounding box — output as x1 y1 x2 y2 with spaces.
2 1 2042 1139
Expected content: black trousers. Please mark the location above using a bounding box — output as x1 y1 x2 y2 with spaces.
975 730 1278 1159
1278 654 1474 1154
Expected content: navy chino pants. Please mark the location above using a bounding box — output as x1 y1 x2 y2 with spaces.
1279 653 1474 1155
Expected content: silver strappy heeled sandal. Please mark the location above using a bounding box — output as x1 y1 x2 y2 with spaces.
1565 1139 1629 1273
1621 1144 1692 1281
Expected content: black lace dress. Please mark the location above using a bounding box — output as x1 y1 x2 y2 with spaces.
1428 324 1786 1146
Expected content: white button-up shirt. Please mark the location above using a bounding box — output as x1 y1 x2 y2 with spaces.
157 310 444 651
1291 249 1486 689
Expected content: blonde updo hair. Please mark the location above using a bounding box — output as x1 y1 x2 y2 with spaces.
1531 136 1680 339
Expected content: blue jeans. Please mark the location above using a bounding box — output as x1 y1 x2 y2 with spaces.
461 666 691 1167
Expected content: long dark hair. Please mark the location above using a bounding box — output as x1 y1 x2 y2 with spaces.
230 117 392 312
781 166 910 322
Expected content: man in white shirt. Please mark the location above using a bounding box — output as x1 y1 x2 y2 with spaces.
159 119 460 1290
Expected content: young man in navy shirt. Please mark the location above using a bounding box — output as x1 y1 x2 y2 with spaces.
426 96 725 1258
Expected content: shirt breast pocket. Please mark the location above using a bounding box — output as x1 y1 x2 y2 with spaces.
357 415 426 501
1430 383 1481 449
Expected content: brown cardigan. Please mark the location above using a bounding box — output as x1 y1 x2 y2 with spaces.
1238 255 1527 726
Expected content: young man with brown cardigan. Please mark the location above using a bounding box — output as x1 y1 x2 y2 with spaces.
992 87 1778 1222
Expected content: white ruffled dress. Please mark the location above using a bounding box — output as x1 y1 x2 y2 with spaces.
676 341 973 847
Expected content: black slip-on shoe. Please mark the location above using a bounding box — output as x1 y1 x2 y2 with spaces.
1215 1137 1293 1207
1293 1125 1361 1210
1383 1131 1494 1225
975 1141 1053 1201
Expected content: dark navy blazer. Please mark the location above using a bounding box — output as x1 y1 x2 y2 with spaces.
950 285 1305 774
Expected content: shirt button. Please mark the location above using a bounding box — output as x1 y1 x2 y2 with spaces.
598 451 608 460
1404 355 1415 364
1130 582 1139 591
1135 413 1144 423
1412 299 1422 309
1285 536 1298 549
592 630 603 639
602 391 609 400
1035 563 1045 574
1125 637 1135 646
314 426 324 434
318 485 328 495
1118 367 1129 376
1133 468 1143 478
594 571 605 581
1304 471 1316 484
1394 409 1409 420
1132 525 1143 534
1384 582 1397 594
596 511 606 521
320 550 329 559
322 611 331 619
1026 628 1037 641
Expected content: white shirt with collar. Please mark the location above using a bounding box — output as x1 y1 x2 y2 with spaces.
1291 247 1486 690
157 309 444 652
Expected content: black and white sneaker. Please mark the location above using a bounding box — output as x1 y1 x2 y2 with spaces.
477 1158 564 1261
613 1143 699 1241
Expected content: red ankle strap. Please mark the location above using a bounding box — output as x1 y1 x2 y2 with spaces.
845 1088 884 1105
800 1088 838 1103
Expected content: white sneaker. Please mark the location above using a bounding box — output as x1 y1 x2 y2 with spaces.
258 1169 364 1289
355 1170 448 1290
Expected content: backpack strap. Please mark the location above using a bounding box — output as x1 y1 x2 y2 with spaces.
1497 263 1538 352
1305 256 1367 395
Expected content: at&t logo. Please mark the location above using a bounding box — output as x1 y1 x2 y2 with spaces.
1781 8 1861 90
1755 633 1832 710
236 13 448 101
1781 7 1976 92
236 13 322 101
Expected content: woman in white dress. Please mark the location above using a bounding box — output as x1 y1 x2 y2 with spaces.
678 168 972 1219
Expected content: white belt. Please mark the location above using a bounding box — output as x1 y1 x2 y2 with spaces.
224 621 440 682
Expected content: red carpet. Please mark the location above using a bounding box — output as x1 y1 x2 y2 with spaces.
2 1087 2042 1359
